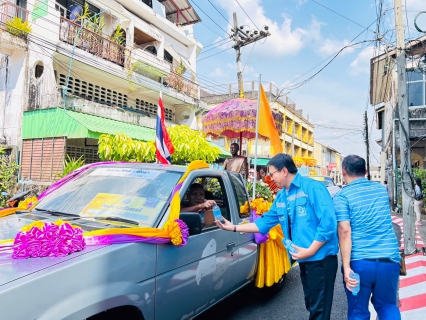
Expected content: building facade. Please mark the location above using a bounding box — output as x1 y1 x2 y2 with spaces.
0 0 206 182
313 141 343 184
370 35 426 203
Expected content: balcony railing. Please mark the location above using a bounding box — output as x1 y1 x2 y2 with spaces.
164 70 199 100
0 2 29 25
59 16 126 67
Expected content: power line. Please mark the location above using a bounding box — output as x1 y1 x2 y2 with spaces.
203 37 232 48
188 0 230 35
197 20 227 38
279 16 380 93
197 47 234 61
199 39 234 54
311 0 368 30
207 0 233 28
241 41 256 73
236 0 260 31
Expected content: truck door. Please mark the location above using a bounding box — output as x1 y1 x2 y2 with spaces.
155 172 240 320
227 172 258 289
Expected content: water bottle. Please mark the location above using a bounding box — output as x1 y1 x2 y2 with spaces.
283 239 298 254
350 273 360 296
212 205 224 222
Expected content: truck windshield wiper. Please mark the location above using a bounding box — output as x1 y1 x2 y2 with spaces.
34 208 80 217
34 209 139 226
93 216 139 226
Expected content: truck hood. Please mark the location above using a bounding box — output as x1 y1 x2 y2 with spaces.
0 214 106 287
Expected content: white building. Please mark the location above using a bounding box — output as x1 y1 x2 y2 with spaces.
0 0 206 182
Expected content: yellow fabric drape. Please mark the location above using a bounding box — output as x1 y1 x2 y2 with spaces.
255 224 292 288
0 208 21 218
259 85 283 155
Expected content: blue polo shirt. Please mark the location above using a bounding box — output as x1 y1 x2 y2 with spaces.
255 173 339 262
333 178 400 263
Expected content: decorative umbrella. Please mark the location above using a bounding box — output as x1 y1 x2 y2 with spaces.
202 98 283 141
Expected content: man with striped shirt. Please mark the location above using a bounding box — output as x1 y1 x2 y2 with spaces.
334 155 401 320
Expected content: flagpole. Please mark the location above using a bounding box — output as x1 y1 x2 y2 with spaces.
252 74 261 200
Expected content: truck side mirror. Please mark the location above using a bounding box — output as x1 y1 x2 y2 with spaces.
179 213 202 235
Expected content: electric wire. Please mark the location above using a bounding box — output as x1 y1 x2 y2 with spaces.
241 41 256 73
199 39 234 54
235 0 260 31
311 0 368 30
197 47 234 61
207 0 233 28
188 0 230 35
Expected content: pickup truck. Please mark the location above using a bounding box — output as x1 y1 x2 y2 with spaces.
0 163 284 320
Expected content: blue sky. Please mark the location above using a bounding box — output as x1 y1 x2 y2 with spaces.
191 0 426 164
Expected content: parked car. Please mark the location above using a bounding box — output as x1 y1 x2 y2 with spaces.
0 163 283 320
308 175 341 198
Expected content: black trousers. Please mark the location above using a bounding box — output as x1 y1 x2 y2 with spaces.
299 255 338 320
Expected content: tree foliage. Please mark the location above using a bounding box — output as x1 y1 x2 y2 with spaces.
413 168 426 197
0 147 20 207
98 125 221 164
55 155 86 180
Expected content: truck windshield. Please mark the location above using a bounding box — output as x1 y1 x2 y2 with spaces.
36 166 182 227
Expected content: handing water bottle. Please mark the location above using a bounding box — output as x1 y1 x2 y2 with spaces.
350 273 360 296
283 239 298 254
212 205 224 223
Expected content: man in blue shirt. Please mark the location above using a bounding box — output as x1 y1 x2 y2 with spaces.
333 155 401 320
216 154 339 320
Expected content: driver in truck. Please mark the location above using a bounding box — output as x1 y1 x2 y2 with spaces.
181 183 217 227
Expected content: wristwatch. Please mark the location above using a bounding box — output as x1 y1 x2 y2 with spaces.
233 225 237 232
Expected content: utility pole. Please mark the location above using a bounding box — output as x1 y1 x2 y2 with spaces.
231 12 270 98
394 0 416 254
364 111 371 180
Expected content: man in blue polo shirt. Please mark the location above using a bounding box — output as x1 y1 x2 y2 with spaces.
333 155 401 320
215 154 339 320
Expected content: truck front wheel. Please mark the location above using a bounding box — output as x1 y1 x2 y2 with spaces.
87 306 144 320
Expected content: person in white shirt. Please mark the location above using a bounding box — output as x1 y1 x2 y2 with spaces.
414 178 423 226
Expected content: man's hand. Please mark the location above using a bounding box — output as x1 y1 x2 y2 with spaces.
343 266 358 292
290 245 314 260
198 200 216 212
214 217 233 231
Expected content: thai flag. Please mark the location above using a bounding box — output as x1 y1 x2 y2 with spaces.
155 92 174 164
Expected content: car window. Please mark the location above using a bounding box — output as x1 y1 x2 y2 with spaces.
323 177 335 187
182 176 230 231
36 166 181 227
310 176 335 187
229 173 251 218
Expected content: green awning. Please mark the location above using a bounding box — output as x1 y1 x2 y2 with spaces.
250 158 270 166
22 108 231 158
22 108 156 141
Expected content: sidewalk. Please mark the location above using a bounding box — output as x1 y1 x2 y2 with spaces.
391 214 426 320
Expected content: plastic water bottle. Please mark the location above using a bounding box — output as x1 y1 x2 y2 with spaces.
212 205 224 222
283 239 298 254
350 273 360 296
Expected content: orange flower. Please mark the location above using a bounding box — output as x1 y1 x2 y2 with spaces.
250 198 272 215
